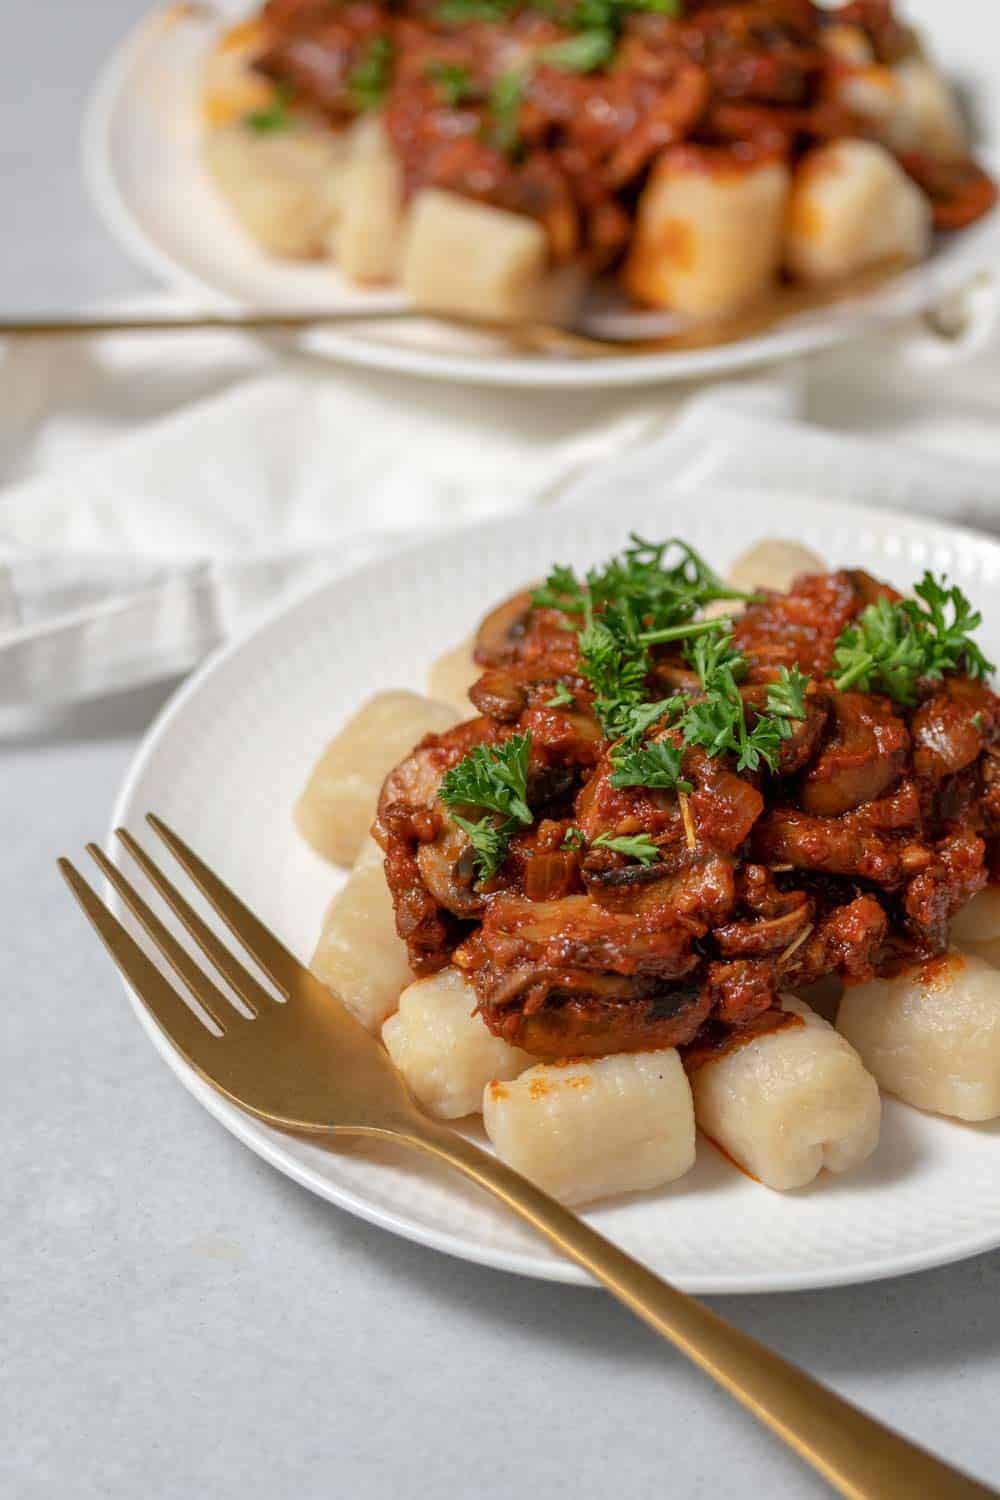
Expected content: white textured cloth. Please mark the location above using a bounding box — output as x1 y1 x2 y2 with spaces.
4 297 1000 708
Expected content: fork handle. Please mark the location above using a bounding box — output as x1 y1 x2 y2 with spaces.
394 1119 995 1500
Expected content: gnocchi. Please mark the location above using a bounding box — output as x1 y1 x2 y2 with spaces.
625 153 790 319
837 950 1000 1121
483 1050 696 1206
426 638 480 714
331 118 405 283
401 190 584 324
295 691 459 866
203 123 350 260
785 140 932 284
725 540 825 596
310 836 410 1032
948 887 1000 949
382 968 532 1119
689 999 881 1191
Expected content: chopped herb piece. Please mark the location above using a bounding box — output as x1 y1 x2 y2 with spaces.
425 60 476 106
562 825 586 849
435 0 515 21
592 831 662 865
245 84 294 133
439 733 533 826
439 734 534 883
545 683 576 708
451 815 511 882
833 574 993 703
540 29 615 72
609 739 692 793
487 69 525 155
348 36 393 113
766 664 811 722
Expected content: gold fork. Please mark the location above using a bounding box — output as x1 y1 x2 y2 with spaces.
61 814 996 1500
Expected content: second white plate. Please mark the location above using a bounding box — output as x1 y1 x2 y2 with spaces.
111 482 1000 1291
86 0 1000 389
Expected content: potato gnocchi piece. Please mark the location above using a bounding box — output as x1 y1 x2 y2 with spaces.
837 61 966 162
310 836 411 1032
331 118 405 282
382 968 532 1119
625 154 790 318
785 140 931 284
726 540 825 595
483 1050 696 1206
203 123 349 259
950 887 1000 948
689 998 881 1191
427 638 480 713
400 190 584 324
837 950 1000 1121
295 691 459 866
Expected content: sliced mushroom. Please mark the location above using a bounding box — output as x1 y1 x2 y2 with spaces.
474 589 535 667
799 692 909 817
416 812 487 919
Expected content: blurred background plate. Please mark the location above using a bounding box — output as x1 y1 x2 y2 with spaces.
84 0 1000 388
112 483 1000 1290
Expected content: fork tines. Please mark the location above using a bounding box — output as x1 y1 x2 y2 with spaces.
59 814 290 1057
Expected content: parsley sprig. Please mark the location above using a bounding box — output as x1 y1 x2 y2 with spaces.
591 831 662 865
609 739 692 794
348 36 393 113
833 573 994 703
680 634 807 775
438 733 533 881
534 536 749 737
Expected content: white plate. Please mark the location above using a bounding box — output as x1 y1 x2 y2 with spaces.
85 0 1000 389
111 482 1000 1292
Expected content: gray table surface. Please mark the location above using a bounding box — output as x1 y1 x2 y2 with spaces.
4 4 1000 1498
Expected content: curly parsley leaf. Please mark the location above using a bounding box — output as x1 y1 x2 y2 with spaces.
833 575 994 702
540 29 615 71
909 573 994 682
438 734 534 882
439 733 533 827
486 69 525 155
450 815 511 882
245 84 294 133
766 665 811 722
425 60 476 106
348 36 393 113
545 682 576 709
591 831 662 865
562 825 586 850
609 739 692 793
681 630 808 775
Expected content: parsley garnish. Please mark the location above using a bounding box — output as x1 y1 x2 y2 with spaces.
450 815 511 881
438 734 533 881
487 70 525 155
767 665 811 722
534 537 748 738
245 85 294 134
540 30 615 72
562 826 586 850
833 573 994 703
680 632 807 775
425 61 476 106
546 683 576 708
609 740 692 793
348 36 393 113
592 832 662 865
435 0 515 20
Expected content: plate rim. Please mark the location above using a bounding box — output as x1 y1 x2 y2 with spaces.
82 1 1000 390
110 485 1000 1293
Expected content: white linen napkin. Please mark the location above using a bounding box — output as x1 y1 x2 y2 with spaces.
4 300 1000 709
